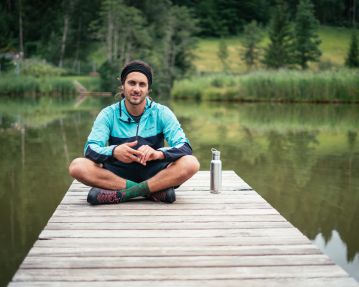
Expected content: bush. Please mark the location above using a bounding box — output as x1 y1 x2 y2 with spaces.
20 58 67 77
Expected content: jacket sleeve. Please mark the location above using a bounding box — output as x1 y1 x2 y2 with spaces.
158 106 192 162
84 108 117 163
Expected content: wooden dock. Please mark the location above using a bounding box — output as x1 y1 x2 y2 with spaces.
9 171 358 286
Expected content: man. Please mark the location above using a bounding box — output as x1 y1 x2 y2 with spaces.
69 60 200 204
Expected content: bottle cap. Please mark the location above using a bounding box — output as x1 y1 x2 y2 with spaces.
211 148 220 160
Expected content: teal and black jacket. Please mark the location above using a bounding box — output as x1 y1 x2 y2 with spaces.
84 98 192 164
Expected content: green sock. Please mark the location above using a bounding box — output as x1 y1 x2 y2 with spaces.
126 179 138 189
117 181 150 202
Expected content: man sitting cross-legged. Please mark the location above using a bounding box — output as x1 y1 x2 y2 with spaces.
68 60 200 204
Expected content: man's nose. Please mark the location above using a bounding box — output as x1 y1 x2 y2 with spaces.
134 84 140 92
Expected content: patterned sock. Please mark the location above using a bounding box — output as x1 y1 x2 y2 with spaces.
126 179 138 189
87 181 150 205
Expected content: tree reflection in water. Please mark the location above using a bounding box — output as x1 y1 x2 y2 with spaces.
174 101 359 281
0 99 358 285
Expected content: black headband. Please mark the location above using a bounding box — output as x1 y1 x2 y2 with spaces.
120 62 152 87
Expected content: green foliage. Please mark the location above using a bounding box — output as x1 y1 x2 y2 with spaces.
98 61 120 95
293 0 322 69
217 39 229 72
95 1 198 98
172 69 359 102
0 75 76 98
0 56 13 72
240 20 263 70
191 0 271 36
263 0 293 69
345 32 359 68
20 59 67 77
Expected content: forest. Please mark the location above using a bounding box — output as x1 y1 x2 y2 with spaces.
0 0 358 98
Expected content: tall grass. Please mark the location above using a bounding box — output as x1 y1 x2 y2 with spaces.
172 69 359 102
0 75 101 98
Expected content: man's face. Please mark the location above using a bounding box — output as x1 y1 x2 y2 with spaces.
122 72 149 106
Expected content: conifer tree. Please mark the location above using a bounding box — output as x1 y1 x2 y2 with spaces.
293 0 321 69
263 0 293 69
217 38 229 72
241 20 263 70
345 31 359 68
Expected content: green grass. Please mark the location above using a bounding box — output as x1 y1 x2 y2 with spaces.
193 26 355 73
172 69 359 102
0 75 100 98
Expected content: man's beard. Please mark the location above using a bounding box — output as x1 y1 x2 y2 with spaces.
128 94 146 105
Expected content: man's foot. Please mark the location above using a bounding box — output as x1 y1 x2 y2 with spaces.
148 187 176 203
87 187 121 205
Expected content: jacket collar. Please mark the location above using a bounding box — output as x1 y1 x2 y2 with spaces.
118 97 153 122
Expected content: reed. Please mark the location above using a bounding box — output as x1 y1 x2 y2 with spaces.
172 69 359 102
0 76 78 98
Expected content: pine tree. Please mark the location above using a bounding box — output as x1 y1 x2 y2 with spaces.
293 0 321 69
241 20 263 70
263 0 293 69
345 31 359 68
217 38 229 72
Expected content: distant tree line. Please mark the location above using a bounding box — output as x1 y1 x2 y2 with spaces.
217 0 358 70
0 0 199 97
0 0 358 96
173 0 358 36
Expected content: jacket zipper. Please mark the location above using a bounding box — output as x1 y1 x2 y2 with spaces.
135 118 140 141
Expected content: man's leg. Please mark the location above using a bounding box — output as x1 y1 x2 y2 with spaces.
70 156 200 204
68 158 127 190
69 158 152 204
147 155 200 192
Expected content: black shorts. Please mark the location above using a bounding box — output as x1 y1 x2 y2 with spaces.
103 160 171 183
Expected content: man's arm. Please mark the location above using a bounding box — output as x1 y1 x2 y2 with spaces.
157 106 192 162
84 108 117 163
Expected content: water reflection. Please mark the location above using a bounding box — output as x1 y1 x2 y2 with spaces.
0 98 108 286
0 99 358 285
173 101 359 281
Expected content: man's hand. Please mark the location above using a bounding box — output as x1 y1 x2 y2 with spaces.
137 145 164 166
113 141 143 163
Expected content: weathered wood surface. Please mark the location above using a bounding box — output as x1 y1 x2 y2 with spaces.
9 171 358 287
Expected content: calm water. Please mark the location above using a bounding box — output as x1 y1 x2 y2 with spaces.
0 98 358 285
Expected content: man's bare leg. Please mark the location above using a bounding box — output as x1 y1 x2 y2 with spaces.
147 155 200 192
68 158 126 190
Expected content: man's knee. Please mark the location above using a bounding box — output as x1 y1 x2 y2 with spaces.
177 155 200 179
68 158 89 179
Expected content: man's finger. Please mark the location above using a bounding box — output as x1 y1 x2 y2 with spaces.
143 150 152 163
126 140 138 147
130 148 143 157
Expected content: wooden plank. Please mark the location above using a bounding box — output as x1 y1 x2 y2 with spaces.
47 214 287 223
33 236 311 248
21 254 333 269
8 278 359 287
55 203 272 210
44 221 292 230
39 228 303 239
12 266 351 281
51 209 280 217
27 245 322 257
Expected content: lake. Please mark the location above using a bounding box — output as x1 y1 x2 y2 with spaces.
0 97 358 286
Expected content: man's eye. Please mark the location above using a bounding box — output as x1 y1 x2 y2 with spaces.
140 83 147 87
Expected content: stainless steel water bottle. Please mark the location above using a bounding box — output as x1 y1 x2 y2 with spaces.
210 148 222 193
